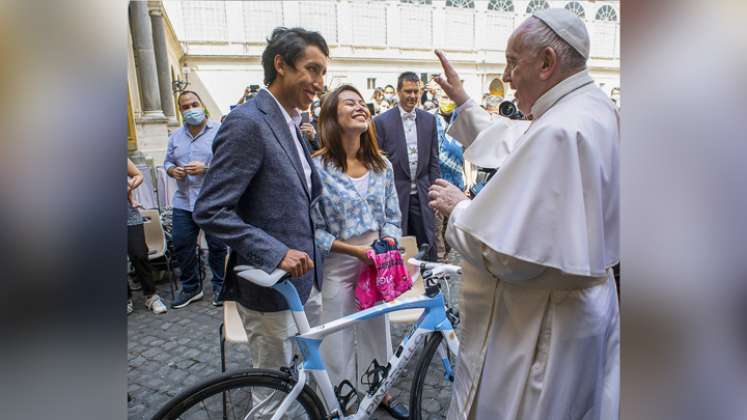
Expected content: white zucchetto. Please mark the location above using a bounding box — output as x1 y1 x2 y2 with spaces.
533 8 590 60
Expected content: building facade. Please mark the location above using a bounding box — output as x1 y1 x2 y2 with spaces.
131 0 620 161
127 0 189 163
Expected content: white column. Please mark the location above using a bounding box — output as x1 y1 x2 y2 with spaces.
129 0 166 121
148 3 178 126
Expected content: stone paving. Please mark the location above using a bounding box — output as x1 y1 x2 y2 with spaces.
128 253 462 419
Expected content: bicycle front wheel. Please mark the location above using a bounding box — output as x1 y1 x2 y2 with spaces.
151 369 326 420
409 333 456 420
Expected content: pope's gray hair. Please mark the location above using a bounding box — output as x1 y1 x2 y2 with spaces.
520 16 586 71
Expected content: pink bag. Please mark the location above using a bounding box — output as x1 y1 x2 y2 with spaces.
355 249 412 310
354 263 379 310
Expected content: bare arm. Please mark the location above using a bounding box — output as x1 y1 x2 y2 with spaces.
330 240 373 266
127 158 143 192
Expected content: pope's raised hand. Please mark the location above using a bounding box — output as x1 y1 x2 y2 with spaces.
433 50 470 106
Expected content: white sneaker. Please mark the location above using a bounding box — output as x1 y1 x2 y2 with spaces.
145 294 168 314
127 299 134 315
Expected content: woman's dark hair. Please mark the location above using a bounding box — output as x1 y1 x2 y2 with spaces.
262 27 329 86
314 84 387 173
396 72 420 90
176 90 210 118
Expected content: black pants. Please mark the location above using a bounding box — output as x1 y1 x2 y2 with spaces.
128 223 156 298
407 193 436 261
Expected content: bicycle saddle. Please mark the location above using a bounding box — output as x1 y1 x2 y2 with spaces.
234 265 287 287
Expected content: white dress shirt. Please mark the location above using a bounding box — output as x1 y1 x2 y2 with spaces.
263 88 312 192
398 105 418 195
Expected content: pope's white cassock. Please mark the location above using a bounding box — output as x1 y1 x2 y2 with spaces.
444 70 620 420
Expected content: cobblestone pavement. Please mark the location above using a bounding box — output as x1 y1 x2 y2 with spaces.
128 253 462 419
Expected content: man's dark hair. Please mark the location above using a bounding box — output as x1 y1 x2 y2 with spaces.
262 27 329 86
397 72 420 90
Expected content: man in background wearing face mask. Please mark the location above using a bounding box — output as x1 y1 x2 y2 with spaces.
383 84 396 108
430 89 464 261
164 90 227 309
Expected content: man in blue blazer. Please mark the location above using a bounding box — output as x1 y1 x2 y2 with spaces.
374 72 440 260
193 27 328 370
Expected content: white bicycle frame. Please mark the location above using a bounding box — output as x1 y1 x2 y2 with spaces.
236 258 461 420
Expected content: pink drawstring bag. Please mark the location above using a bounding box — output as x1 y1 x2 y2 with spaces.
355 249 412 310
354 263 379 310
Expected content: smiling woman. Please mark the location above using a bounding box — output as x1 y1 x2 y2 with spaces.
311 85 408 417
316 85 387 173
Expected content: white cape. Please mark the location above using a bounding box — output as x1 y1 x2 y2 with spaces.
462 117 530 169
453 83 619 277
444 71 621 420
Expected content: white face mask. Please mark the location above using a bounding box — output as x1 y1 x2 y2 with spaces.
313 107 321 118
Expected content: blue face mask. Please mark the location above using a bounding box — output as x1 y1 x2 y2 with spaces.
182 107 206 126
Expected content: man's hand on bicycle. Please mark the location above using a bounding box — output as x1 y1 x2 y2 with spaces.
279 249 314 278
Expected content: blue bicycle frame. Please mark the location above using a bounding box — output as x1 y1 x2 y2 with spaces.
239 260 460 420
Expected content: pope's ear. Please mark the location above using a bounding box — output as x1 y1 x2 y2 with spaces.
539 47 559 81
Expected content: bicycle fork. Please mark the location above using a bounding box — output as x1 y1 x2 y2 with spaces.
248 364 307 420
262 363 343 420
437 334 457 382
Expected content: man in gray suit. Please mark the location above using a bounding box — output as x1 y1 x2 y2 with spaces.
374 72 440 260
193 27 328 370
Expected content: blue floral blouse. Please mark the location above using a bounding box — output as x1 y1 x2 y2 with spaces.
311 156 402 257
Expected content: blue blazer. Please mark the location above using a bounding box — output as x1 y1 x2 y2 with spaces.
193 89 323 312
374 107 440 253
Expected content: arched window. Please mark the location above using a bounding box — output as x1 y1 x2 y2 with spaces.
446 0 474 8
526 0 549 14
400 0 432 5
564 1 585 19
595 4 618 22
487 0 514 12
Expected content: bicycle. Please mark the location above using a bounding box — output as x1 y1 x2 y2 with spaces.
151 246 462 420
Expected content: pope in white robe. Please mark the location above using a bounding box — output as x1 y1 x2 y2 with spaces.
428 9 620 420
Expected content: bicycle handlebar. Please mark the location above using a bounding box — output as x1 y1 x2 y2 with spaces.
234 265 289 287
233 247 462 290
407 257 462 277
